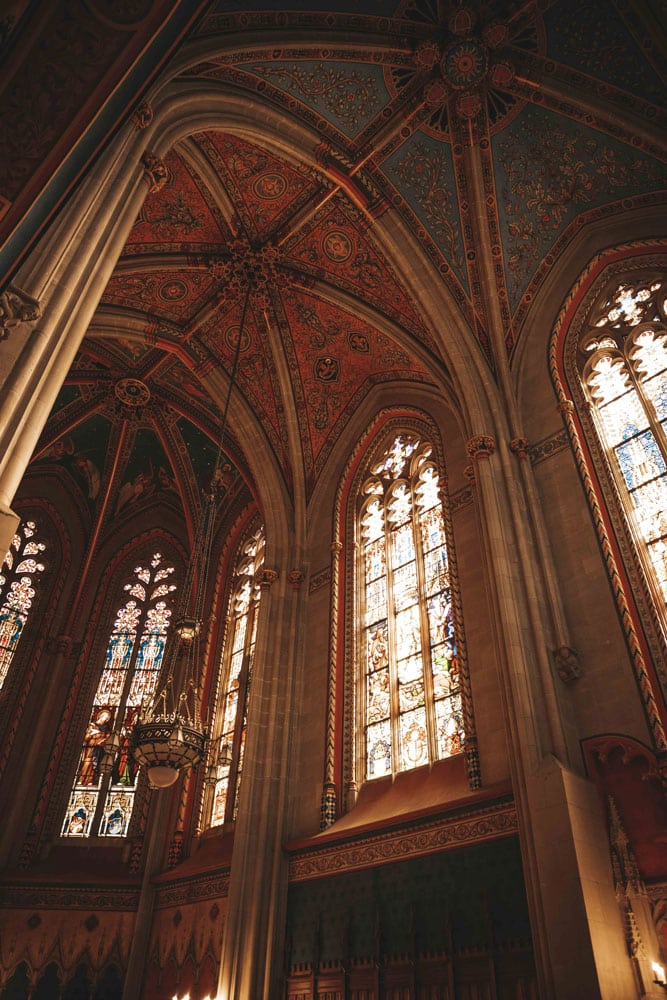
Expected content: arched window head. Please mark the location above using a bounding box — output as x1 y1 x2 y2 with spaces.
0 521 46 693
580 274 667 612
358 432 463 781
207 527 265 828
62 553 176 838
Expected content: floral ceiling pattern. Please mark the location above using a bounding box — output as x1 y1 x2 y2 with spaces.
37 0 663 512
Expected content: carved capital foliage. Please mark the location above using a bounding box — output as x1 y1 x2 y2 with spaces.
259 568 278 590
141 151 168 194
509 437 530 459
0 284 41 340
466 435 496 461
288 570 305 590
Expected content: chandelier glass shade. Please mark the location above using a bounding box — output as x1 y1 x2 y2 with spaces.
132 717 207 788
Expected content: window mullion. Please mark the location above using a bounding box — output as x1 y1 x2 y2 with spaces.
225 597 257 822
626 356 667 459
385 516 401 778
412 493 437 765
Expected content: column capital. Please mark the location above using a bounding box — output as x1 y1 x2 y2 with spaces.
259 568 279 590
509 436 530 459
288 570 304 590
466 434 496 461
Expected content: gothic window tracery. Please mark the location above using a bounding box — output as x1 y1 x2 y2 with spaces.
62 553 176 838
357 433 463 781
0 521 46 693
580 275 667 612
206 526 265 828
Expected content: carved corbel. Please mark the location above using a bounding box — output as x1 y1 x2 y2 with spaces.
0 284 41 340
141 151 168 194
552 644 581 683
132 101 153 129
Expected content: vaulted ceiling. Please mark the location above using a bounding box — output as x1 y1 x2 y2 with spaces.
28 0 667 533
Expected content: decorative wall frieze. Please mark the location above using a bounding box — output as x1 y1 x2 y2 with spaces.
309 567 330 593
449 485 474 513
466 435 496 461
529 429 569 467
0 883 140 910
141 151 168 194
0 284 41 340
288 799 517 882
154 870 230 908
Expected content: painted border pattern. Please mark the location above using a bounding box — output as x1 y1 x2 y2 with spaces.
290 799 517 882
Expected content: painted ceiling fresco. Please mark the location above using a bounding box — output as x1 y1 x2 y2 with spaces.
64 0 663 507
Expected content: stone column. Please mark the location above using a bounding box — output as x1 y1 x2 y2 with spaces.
0 123 160 555
466 435 636 1000
217 565 302 1000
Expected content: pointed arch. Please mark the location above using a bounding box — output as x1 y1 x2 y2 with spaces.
551 242 667 754
62 552 178 838
323 410 479 825
203 520 265 829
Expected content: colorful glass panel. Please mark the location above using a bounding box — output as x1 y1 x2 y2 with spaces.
583 276 667 610
208 528 265 828
62 553 175 838
0 522 46 692
360 434 464 782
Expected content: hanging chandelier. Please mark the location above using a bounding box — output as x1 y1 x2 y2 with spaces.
131 279 252 789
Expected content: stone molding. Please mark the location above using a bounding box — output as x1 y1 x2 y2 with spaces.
288 799 517 882
0 883 139 910
154 870 230 908
529 428 569 466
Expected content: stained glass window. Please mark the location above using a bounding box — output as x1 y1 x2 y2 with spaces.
358 433 462 781
581 276 667 606
62 553 176 838
0 521 46 693
208 527 264 828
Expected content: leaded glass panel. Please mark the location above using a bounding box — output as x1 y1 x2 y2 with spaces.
582 275 667 612
63 553 175 838
359 433 464 783
0 521 46 692
208 527 264 828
